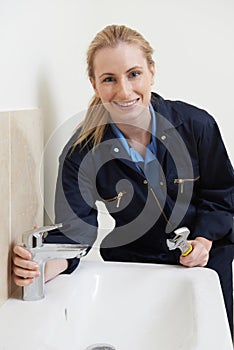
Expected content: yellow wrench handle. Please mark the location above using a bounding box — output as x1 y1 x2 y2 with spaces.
181 244 193 257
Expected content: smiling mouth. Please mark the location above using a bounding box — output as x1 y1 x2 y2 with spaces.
114 98 140 107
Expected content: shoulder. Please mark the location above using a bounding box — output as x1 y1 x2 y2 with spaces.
151 92 217 129
58 124 114 167
172 100 216 127
58 128 91 166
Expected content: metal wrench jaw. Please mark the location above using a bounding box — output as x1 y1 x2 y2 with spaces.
166 227 193 257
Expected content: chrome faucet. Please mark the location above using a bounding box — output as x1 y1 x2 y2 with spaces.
22 223 88 301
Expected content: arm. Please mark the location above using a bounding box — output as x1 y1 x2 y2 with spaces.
44 141 98 272
181 115 233 267
191 117 234 242
50 144 98 248
13 140 98 285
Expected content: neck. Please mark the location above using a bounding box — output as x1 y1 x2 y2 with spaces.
118 123 151 146
115 109 152 157
113 107 152 146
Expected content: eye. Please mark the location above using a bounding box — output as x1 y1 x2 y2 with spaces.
102 76 115 83
129 70 141 78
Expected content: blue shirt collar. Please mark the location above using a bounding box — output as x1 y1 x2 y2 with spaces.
110 102 157 165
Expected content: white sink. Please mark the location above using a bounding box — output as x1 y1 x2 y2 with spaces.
0 260 232 350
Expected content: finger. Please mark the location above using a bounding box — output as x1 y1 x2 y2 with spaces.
180 256 194 267
180 247 199 265
13 275 34 287
13 255 39 271
13 266 40 279
13 245 32 260
180 249 208 267
180 256 202 267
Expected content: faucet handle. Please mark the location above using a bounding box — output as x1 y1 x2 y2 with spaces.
22 223 63 248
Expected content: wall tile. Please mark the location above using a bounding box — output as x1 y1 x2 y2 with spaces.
10 109 44 294
10 110 44 240
0 109 44 304
0 112 10 306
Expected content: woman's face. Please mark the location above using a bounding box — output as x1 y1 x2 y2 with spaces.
90 42 155 123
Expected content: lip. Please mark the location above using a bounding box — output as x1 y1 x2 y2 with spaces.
113 98 140 109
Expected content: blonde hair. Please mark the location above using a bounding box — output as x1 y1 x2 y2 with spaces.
73 24 154 149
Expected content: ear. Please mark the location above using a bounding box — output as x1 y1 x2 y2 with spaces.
149 63 155 85
89 77 99 97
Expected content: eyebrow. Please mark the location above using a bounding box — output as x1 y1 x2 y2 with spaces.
98 65 144 79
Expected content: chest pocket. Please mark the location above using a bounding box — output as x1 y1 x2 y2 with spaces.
166 166 200 197
174 175 200 194
104 191 127 211
102 183 134 214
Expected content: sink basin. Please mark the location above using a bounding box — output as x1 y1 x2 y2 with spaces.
0 260 232 350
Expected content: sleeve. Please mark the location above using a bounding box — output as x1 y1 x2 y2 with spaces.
190 115 234 242
44 142 98 274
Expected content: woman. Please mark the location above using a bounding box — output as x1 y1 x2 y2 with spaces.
13 25 234 334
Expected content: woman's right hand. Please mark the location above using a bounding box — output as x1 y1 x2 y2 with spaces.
12 245 40 286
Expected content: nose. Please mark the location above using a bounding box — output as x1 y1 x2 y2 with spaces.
115 78 132 100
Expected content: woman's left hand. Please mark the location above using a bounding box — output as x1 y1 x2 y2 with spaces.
180 237 212 267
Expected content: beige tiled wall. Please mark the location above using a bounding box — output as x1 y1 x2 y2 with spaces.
0 113 10 305
0 109 44 306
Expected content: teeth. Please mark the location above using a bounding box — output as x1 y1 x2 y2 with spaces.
116 100 136 107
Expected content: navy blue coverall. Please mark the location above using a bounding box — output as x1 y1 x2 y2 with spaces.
46 92 234 333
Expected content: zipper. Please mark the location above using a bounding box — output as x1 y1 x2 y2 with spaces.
105 191 126 208
174 176 200 194
150 187 173 230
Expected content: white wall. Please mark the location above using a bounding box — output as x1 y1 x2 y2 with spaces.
1 0 233 222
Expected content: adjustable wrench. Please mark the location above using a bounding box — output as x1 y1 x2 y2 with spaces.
166 227 193 257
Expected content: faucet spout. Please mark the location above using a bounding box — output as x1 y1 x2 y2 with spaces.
22 223 63 248
21 224 89 301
